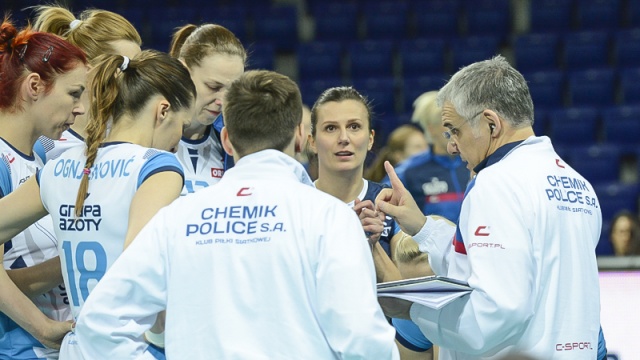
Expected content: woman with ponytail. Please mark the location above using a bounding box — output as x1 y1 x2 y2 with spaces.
0 50 196 358
0 18 87 358
169 24 246 194
33 5 142 161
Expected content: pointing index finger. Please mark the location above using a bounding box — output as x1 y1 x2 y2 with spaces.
384 161 406 193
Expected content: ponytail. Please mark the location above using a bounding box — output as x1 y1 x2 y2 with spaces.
169 24 197 58
0 18 18 53
74 51 195 216
0 17 86 111
170 23 246 68
74 55 125 216
34 5 141 64
32 6 76 38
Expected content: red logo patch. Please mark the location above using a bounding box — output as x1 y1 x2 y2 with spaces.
555 159 565 168
236 187 252 196
211 168 224 178
474 226 490 236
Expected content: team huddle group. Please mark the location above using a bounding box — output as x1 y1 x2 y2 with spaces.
0 4 607 360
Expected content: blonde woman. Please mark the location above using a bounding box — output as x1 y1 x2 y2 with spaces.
33 5 142 160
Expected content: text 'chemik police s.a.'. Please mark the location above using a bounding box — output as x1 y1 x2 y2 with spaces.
186 204 286 237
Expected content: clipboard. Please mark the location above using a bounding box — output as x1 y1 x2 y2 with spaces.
377 276 472 310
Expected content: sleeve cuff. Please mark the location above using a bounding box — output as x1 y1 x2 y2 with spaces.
413 216 457 255
409 303 440 342
412 216 434 253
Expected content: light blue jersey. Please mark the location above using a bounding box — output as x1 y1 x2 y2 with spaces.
176 127 225 195
39 142 181 359
0 138 68 360
38 129 84 162
175 115 233 195
37 142 183 319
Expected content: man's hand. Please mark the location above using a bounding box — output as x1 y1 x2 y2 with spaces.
375 161 426 236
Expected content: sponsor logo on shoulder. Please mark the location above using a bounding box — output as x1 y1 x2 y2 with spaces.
211 167 224 178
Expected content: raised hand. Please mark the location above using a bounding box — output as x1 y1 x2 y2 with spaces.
375 161 426 236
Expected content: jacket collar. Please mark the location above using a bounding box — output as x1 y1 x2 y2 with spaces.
230 149 313 186
473 136 548 174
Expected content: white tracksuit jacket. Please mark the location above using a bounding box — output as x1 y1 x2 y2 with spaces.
75 150 399 360
411 136 602 359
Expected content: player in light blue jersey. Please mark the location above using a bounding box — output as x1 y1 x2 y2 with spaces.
33 5 142 162
307 86 434 359
0 19 88 359
0 50 196 359
169 24 245 194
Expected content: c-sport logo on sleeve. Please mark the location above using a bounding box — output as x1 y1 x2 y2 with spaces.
237 187 253 196
474 226 490 236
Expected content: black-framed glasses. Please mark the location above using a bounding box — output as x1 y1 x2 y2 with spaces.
442 110 484 140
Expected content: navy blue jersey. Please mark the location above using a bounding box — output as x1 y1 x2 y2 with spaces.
361 180 399 256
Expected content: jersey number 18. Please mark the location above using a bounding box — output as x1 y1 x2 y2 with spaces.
61 240 108 307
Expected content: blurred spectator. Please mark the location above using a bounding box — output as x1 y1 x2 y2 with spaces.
365 124 428 182
385 91 470 221
609 210 640 256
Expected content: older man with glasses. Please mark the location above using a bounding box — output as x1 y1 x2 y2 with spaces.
376 56 607 360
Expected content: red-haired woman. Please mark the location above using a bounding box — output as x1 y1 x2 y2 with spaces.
0 19 87 358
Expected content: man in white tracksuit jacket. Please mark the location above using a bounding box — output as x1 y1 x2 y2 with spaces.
74 70 399 359
377 56 604 359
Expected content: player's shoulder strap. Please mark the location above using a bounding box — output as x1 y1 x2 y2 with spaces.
32 140 47 164
0 155 12 198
